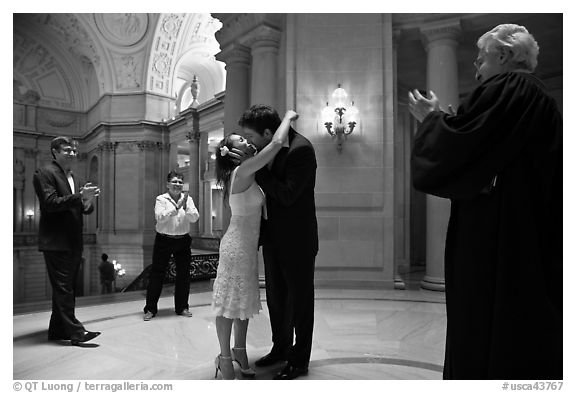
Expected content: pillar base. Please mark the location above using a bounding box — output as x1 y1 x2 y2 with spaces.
420 275 445 292
394 276 406 290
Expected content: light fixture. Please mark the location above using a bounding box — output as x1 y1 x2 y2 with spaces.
25 209 34 231
321 84 359 153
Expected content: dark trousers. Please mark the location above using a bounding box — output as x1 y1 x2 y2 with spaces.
101 280 114 294
144 233 192 315
43 250 85 340
263 245 315 368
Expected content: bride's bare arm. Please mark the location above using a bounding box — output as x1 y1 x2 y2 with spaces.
236 110 298 178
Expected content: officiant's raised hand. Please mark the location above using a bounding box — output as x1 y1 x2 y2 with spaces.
408 89 440 122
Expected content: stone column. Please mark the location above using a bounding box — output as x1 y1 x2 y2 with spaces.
392 28 406 290
242 25 281 107
419 20 461 291
216 44 251 135
215 44 251 233
97 141 117 240
186 116 201 237
13 157 25 232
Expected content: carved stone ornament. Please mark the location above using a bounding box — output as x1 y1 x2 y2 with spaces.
40 111 77 128
161 14 183 40
97 141 116 152
113 54 142 89
137 141 164 151
152 52 172 78
186 130 201 143
95 13 149 47
115 141 140 154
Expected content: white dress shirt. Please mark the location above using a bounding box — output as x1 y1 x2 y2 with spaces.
67 173 75 193
154 193 199 236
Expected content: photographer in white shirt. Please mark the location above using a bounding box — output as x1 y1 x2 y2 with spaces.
143 170 199 321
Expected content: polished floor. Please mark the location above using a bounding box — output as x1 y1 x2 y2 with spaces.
13 285 447 380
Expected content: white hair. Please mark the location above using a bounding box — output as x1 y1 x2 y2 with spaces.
477 24 540 72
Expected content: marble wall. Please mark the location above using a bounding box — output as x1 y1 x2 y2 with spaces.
287 14 396 288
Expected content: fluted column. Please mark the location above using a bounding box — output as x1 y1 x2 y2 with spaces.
186 116 201 237
97 141 117 238
241 25 281 107
419 20 461 291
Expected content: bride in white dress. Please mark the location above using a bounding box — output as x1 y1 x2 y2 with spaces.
211 109 298 379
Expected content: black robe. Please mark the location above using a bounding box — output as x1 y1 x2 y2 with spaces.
412 71 562 379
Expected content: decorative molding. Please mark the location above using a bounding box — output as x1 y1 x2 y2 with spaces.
94 13 149 47
39 111 77 128
137 141 165 151
160 13 183 40
420 19 461 48
147 13 185 95
215 43 251 66
32 14 105 86
186 130 201 143
115 141 141 154
97 141 116 152
152 52 172 79
239 24 281 49
213 13 282 48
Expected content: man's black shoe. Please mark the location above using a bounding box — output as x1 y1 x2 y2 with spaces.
273 364 309 380
254 351 288 367
48 335 70 341
70 331 101 345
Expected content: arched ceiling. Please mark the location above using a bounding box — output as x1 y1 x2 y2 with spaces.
13 13 225 113
13 13 108 110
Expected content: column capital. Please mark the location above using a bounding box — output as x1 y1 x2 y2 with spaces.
420 19 461 48
186 130 201 143
137 141 165 151
240 25 281 51
97 141 116 153
215 43 251 67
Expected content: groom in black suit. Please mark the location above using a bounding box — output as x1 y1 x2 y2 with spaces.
33 136 101 345
236 104 318 380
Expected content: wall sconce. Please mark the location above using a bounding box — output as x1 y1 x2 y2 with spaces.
25 209 34 231
321 84 360 153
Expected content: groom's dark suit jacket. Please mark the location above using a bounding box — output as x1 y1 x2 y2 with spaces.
33 161 93 252
256 128 318 259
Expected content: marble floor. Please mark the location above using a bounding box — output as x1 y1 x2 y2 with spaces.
13 286 447 381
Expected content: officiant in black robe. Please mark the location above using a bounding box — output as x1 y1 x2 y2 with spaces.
408 24 562 379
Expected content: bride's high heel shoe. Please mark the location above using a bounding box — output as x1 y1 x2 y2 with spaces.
231 347 256 378
214 354 236 380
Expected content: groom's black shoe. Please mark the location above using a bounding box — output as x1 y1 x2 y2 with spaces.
254 351 288 367
273 364 309 380
70 331 101 346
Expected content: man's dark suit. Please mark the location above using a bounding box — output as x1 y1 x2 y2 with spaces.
33 161 93 340
256 128 318 368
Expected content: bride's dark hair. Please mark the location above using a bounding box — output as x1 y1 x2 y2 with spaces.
215 133 239 200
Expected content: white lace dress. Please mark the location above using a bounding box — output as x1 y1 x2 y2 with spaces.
212 167 264 320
